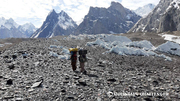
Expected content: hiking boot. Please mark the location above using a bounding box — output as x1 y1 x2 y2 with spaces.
83 70 87 75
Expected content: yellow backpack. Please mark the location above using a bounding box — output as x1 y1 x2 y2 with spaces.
69 48 78 52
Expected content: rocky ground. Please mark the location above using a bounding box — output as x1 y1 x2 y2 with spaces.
0 38 29 52
0 34 180 101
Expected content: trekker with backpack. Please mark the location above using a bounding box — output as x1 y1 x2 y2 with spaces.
78 49 87 74
69 48 78 71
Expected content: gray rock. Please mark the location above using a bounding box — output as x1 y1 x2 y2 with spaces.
152 81 159 86
144 98 152 101
78 79 87 86
74 76 80 80
67 95 74 99
8 64 15 69
107 78 117 82
31 80 43 88
6 79 13 85
16 98 23 101
3 96 14 99
4 59 12 63
3 55 9 59
107 91 114 98
0 87 7 91
63 80 69 84
12 55 17 59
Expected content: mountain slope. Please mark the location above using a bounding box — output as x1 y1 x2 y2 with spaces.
75 1 141 35
31 10 77 38
134 4 155 17
128 0 180 33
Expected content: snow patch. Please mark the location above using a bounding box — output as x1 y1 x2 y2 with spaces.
166 0 180 12
109 46 156 56
102 35 132 43
84 34 172 61
156 41 180 56
49 46 70 60
156 8 162 13
58 14 75 30
34 24 49 38
127 40 155 50
161 34 180 44
0 44 4 47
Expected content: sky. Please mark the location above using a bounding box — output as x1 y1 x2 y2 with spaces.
0 0 160 28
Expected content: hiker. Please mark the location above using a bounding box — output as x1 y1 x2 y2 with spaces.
78 49 87 74
69 48 78 71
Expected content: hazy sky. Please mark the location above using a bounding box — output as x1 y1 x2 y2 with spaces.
0 0 160 28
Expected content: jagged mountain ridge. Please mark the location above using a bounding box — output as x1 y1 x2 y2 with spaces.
128 0 180 33
18 23 37 37
31 10 77 38
0 17 36 38
75 1 141 35
134 3 155 17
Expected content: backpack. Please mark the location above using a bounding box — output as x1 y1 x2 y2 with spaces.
79 49 87 62
69 48 78 61
79 49 87 55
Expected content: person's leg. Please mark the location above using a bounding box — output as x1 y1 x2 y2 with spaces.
72 60 77 71
80 62 85 72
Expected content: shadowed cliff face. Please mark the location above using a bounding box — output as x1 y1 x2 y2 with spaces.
128 0 180 33
158 6 180 32
75 1 141 35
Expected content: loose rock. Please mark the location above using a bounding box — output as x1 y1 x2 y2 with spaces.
6 79 13 85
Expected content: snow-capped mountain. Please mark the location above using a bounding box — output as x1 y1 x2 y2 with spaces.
128 0 180 33
31 10 77 38
134 4 155 17
0 17 19 30
75 1 141 35
18 23 37 37
0 17 36 38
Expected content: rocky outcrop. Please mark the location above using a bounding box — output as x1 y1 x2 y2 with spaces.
128 0 174 33
75 1 141 35
158 1 180 32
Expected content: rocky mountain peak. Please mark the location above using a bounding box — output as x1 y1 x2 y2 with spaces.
46 9 58 21
75 2 141 35
110 1 124 12
134 3 155 17
59 10 67 16
48 9 57 15
0 17 5 20
31 10 77 38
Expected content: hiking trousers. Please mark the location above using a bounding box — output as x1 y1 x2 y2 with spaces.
71 60 77 71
